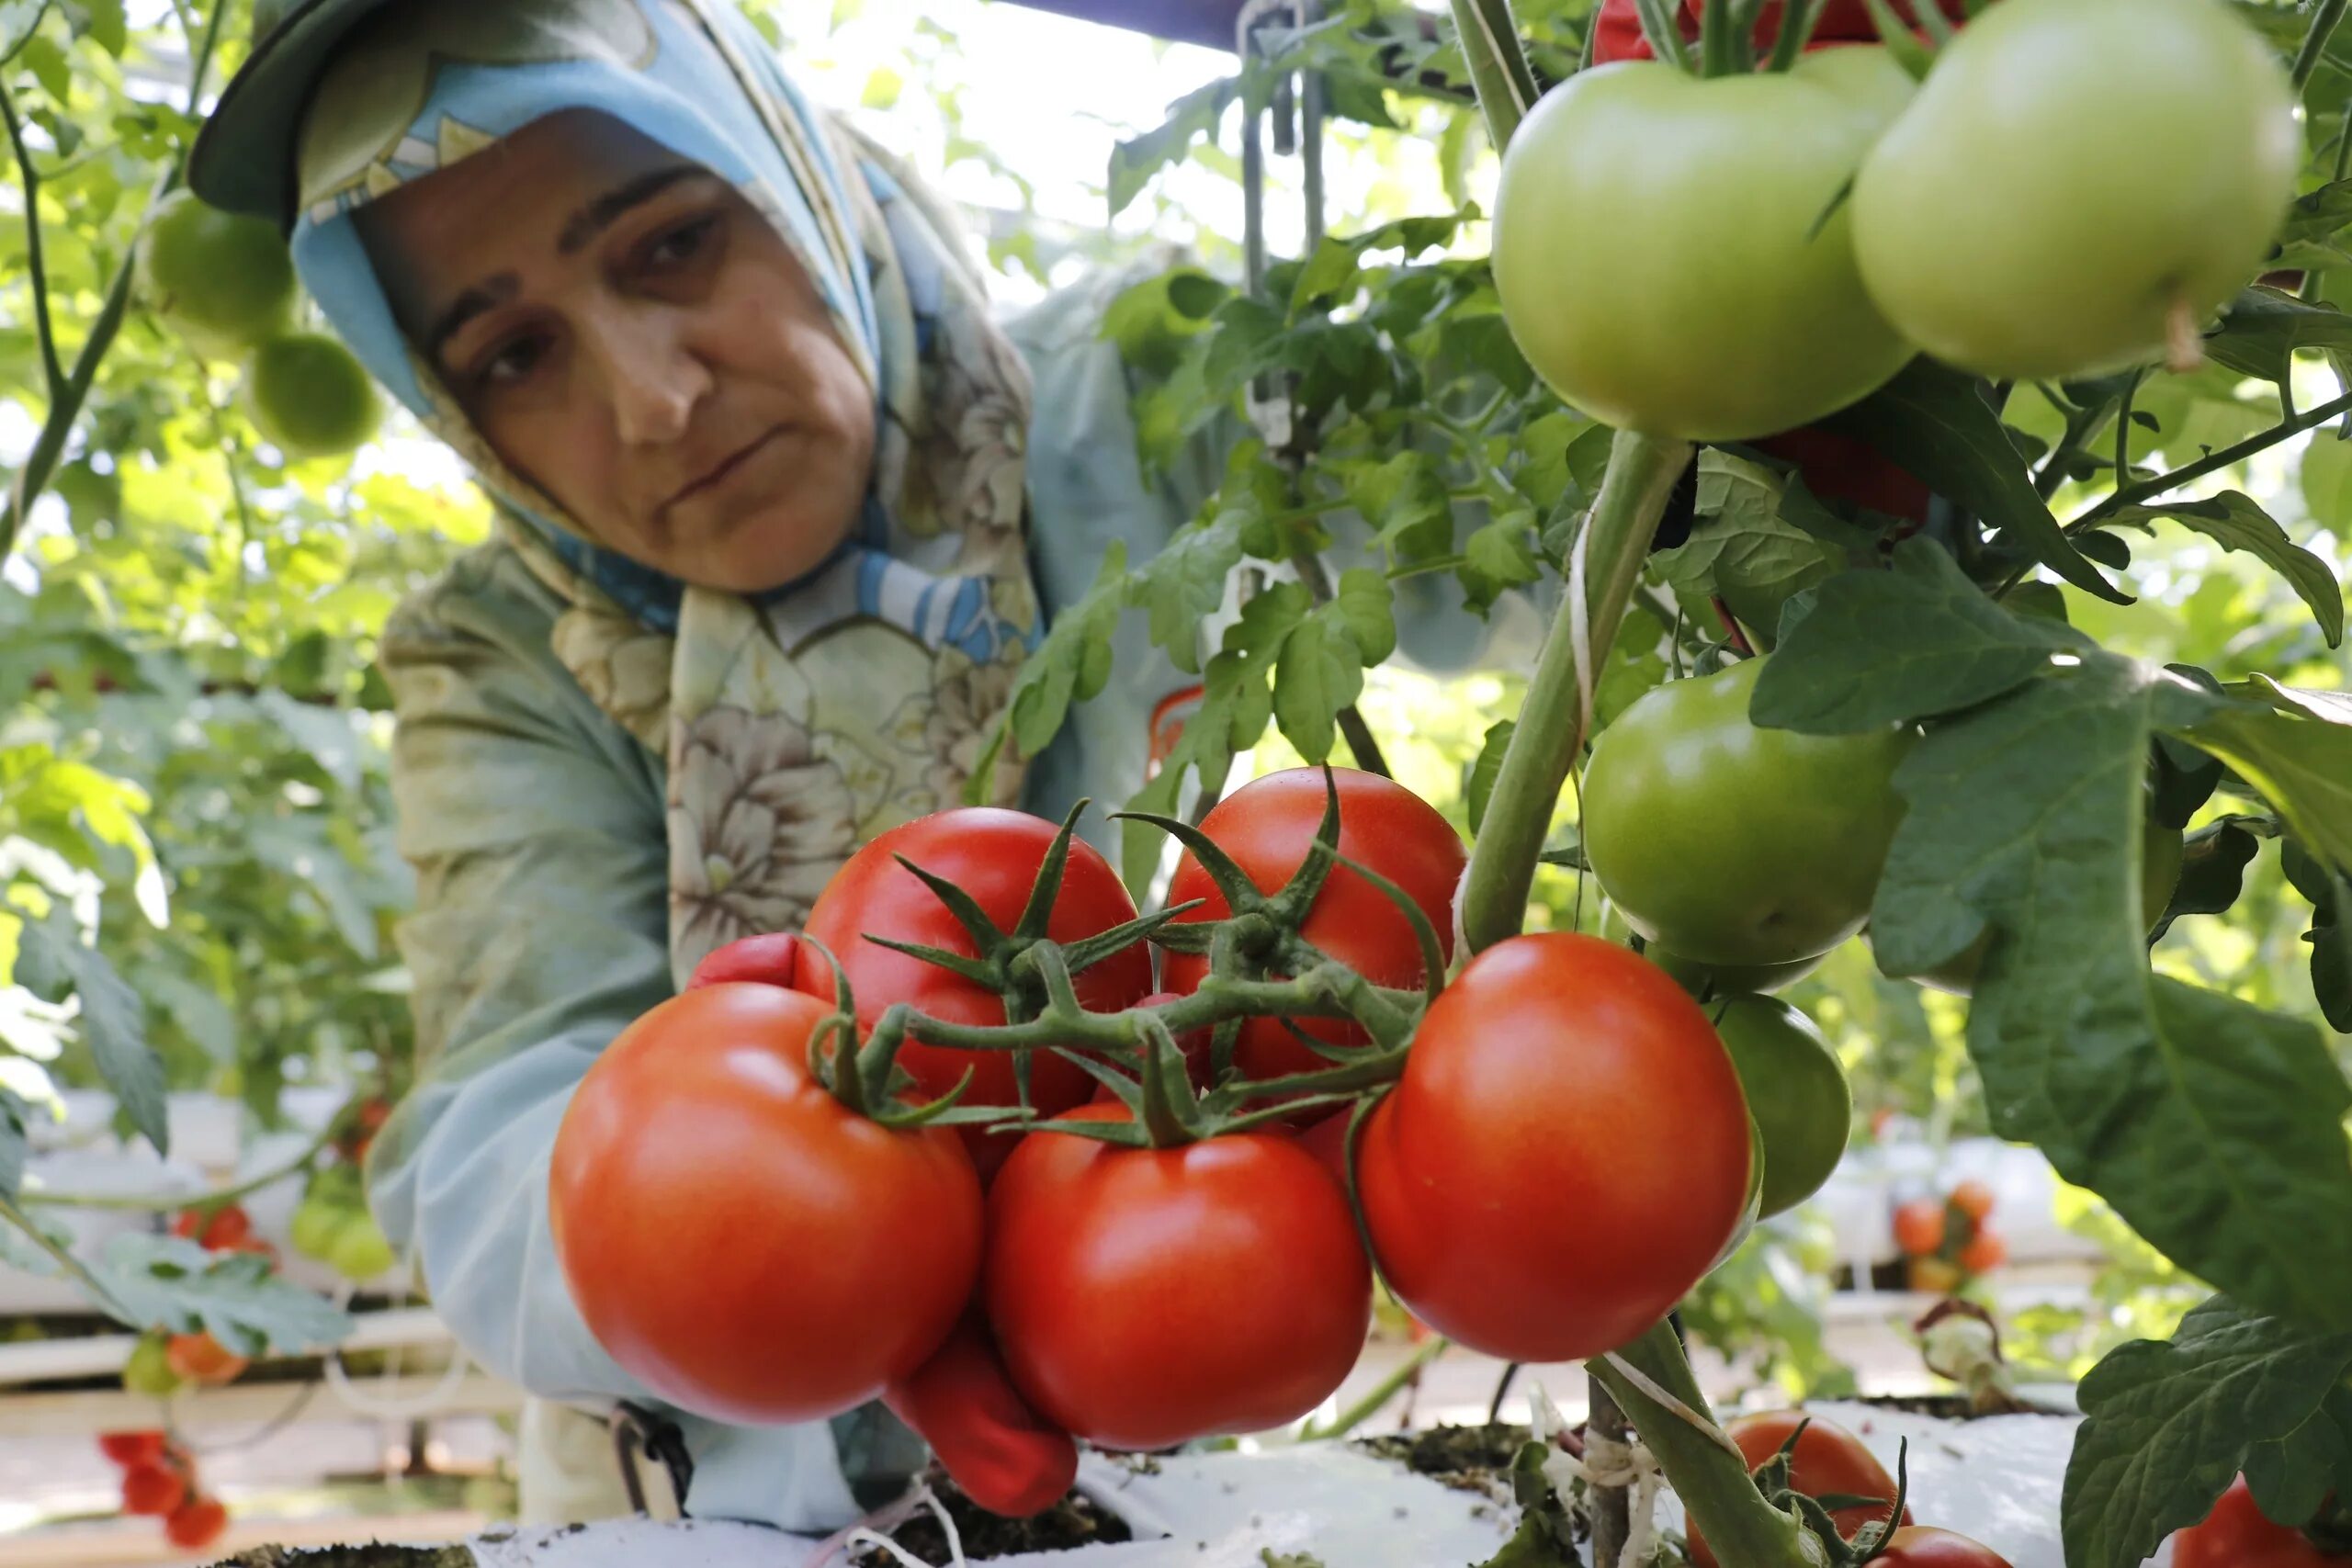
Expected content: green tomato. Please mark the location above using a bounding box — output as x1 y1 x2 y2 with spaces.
1491 51 1917 441
1901 817 2185 995
121 1332 184 1397
1711 995 1851 1218
1582 658 1912 967
135 190 298 356
245 333 381 460
327 1211 398 1281
1851 0 2298 380
1648 942 1830 998
289 1195 347 1261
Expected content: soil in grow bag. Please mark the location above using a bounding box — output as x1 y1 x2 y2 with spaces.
857 1479 1133 1564
214 1549 476 1568
1354 1422 1532 1501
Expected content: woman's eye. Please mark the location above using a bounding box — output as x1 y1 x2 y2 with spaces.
643 214 720 272
477 333 548 389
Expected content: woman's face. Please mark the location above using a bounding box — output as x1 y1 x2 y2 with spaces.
359 109 876 592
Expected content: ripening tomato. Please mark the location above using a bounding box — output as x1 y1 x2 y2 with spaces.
2175 1479 2352 1568
1358 934 1751 1361
1582 658 1912 968
172 1204 252 1252
1590 0 1970 62
164 1495 229 1551
1893 1198 1946 1258
1871 1527 2018 1567
165 1332 248 1387
1950 1179 1996 1222
1959 1230 2007 1276
1851 0 2297 380
98 1430 168 1467
550 983 982 1425
1910 1257 1963 1295
983 1105 1372 1451
793 808 1154 1179
1751 426 1933 526
121 1460 188 1517
1690 1411 1912 1568
1160 769 1464 1098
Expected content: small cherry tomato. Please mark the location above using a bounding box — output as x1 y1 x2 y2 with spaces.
1894 1197 1947 1258
1950 1179 1996 1222
121 1460 188 1517
98 1429 168 1467
164 1332 249 1387
164 1495 229 1551
1959 1230 2007 1276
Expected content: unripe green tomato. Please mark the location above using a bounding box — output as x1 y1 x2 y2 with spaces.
1900 817 2185 995
244 333 381 460
1649 943 1831 998
1711 995 1852 1217
1491 50 1916 441
327 1211 398 1281
1851 0 2298 380
135 190 298 356
1583 658 1913 967
121 1332 184 1397
289 1195 346 1261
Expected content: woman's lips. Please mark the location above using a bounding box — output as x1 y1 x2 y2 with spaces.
663 425 786 515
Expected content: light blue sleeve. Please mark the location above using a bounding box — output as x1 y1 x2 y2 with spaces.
363 542 886 1533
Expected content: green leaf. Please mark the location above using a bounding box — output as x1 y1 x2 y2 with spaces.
15 914 167 1159
1006 542 1131 761
1201 296 1292 397
2064 1296 2352 1568
1108 77 1238 218
94 1235 354 1356
1879 662 2352 1330
256 690 363 791
1272 613 1364 764
1649 451 1847 644
1460 515 1543 614
2245 1386 2352 1534
0 0 44 57
1749 541 2087 733
1287 211 1467 316
2180 692 2352 880
1142 514 1244 674
2153 820 2264 939
2109 491 2343 648
2278 179 2352 249
1464 718 1515 837
2204 286 2352 389
0 1086 29 1198
1330 567 1396 666
61 0 123 53
2283 840 2352 1033
1817 360 2127 602
17 33 67 99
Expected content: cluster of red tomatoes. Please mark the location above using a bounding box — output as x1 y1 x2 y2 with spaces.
543 766 1778 1517
1894 1181 2007 1295
94 1429 228 1552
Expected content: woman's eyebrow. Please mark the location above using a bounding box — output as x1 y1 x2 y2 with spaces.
558 164 707 256
431 273 520 360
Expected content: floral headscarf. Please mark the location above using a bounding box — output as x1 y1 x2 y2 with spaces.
289 0 1039 985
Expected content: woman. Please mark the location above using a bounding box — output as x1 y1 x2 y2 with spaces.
190 0 1529 1534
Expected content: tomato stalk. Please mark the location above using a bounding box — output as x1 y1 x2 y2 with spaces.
1448 0 1541 150
1591 1323 1832 1568
1459 430 1694 954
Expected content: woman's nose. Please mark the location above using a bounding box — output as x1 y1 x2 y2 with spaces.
584 304 712 448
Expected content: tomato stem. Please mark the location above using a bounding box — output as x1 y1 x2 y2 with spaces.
1592 1322 1829 1568
1447 0 1540 151
1459 430 1694 954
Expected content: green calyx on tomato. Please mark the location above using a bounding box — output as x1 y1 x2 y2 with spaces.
1709 995 1851 1218
1583 656 1913 968
1359 933 1754 1363
1850 0 2298 381
1492 50 1917 442
1889 812 2183 995
1689 1411 1916 1568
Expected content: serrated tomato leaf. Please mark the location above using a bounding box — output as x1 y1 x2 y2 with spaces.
13 913 166 1158
2109 491 2343 648
2064 1297 2352 1568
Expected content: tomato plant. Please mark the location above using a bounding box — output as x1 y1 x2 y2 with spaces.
793 807 1155 1177
1688 1410 1912 1568
2175 1479 2352 1567
1583 657 1911 967
983 1104 1372 1451
1159 767 1464 1092
1707 994 1850 1217
549 982 982 1424
1852 0 2298 379
1357 932 1751 1361
1490 50 1915 440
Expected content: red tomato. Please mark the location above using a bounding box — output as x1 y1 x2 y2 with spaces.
1591 0 1969 62
2175 1479 2352 1567
1872 1527 2018 1567
688 931 805 990
549 983 982 1425
1894 1198 1947 1257
172 1205 252 1252
1159 769 1464 1099
983 1105 1373 1450
1294 1106 1357 1192
121 1460 188 1517
1752 427 1934 524
1950 1179 1996 1221
884 1313 1078 1519
164 1332 247 1387
1357 934 1750 1361
793 808 1154 1179
164 1495 229 1551
1959 1229 2007 1275
98 1430 168 1467
1689 1411 1913 1567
